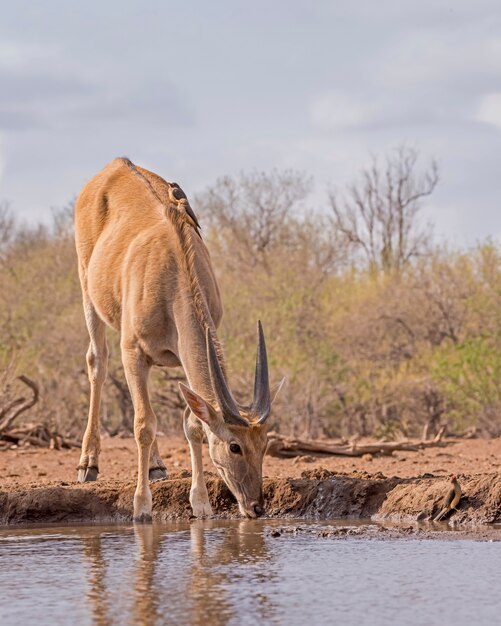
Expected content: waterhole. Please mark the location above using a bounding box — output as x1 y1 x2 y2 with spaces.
0 520 499 626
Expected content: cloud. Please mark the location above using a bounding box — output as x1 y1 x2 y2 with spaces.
475 93 501 129
309 12 501 135
1 1 501 247
378 31 501 94
0 133 4 185
0 71 95 130
315 0 501 28
0 39 195 133
0 40 62 72
309 91 453 132
73 79 195 128
310 93 376 131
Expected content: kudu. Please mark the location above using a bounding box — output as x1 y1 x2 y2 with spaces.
74 157 280 521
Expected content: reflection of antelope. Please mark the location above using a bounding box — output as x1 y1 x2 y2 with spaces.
81 523 273 626
132 525 163 626
75 158 282 521
81 533 111 626
81 527 162 626
187 520 274 626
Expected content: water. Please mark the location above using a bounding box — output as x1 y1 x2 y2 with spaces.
0 520 499 626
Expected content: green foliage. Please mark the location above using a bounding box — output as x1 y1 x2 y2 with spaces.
431 337 501 432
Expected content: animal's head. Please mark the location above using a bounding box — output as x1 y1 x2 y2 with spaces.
179 322 283 519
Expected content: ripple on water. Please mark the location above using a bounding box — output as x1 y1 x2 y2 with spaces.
0 521 499 626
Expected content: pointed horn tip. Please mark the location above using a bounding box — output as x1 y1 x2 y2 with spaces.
257 321 268 355
252 320 271 423
257 321 267 351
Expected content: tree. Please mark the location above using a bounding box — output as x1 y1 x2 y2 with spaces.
330 146 438 274
0 203 15 262
197 169 313 271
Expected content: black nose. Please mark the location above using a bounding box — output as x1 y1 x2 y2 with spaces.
254 504 264 517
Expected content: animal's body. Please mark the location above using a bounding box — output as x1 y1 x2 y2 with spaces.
74 158 277 521
434 475 462 521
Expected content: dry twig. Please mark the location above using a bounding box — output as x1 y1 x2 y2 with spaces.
266 428 453 459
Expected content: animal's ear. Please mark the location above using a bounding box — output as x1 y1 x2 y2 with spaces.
179 383 223 431
271 377 286 404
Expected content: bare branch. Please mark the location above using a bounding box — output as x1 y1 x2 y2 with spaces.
0 375 40 432
329 145 438 273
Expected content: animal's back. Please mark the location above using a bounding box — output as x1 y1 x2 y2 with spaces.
74 157 167 270
74 158 182 331
74 158 221 345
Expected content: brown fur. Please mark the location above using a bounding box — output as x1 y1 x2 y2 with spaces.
75 158 273 521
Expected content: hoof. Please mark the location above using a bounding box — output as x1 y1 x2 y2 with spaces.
133 513 153 524
191 502 214 518
77 467 98 482
149 467 168 481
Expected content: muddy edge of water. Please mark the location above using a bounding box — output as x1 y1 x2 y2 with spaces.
0 470 499 529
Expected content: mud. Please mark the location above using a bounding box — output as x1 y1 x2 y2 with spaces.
266 522 501 541
1 436 500 526
1 469 499 527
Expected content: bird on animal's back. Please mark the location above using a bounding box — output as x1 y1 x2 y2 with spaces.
434 474 462 521
168 183 201 234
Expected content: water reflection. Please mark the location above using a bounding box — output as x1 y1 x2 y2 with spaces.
80 521 275 626
82 534 111 626
2 522 500 626
133 525 163 626
187 520 275 626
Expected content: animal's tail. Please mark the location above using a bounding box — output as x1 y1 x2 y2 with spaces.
433 507 450 522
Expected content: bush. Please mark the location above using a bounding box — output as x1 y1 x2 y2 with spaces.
2 152 501 438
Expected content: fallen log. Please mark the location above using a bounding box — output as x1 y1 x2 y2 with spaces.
266 429 454 459
1 430 81 449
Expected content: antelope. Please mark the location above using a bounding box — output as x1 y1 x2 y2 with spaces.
74 157 281 521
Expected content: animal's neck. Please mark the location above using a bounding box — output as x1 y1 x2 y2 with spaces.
176 312 217 402
172 278 221 407
172 221 226 404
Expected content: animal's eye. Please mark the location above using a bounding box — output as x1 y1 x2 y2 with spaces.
229 442 242 454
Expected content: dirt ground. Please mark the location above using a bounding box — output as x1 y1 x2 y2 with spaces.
0 436 500 527
1 434 500 486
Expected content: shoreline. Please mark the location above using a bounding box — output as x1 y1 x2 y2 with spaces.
1 471 499 528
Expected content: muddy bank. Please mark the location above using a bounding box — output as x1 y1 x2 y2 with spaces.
0 470 499 526
265 522 501 541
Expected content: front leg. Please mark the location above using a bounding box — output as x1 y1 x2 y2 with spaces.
183 408 213 517
149 438 168 481
121 345 156 522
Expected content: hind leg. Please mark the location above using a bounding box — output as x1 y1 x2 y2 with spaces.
78 299 108 482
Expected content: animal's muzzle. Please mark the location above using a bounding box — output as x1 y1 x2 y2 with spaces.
253 503 265 517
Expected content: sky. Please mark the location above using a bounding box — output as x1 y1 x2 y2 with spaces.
0 0 500 245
